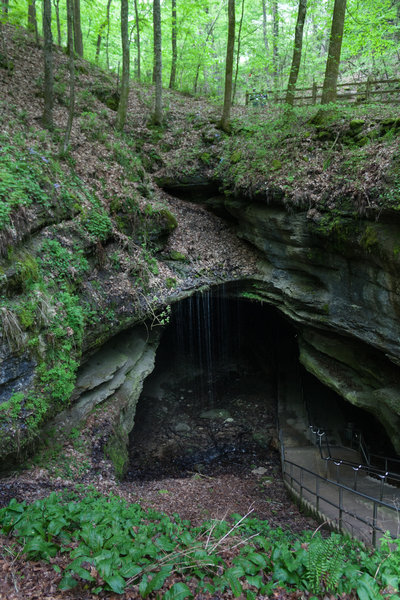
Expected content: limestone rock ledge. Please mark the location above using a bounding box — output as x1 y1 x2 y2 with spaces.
224 197 400 453
49 325 160 478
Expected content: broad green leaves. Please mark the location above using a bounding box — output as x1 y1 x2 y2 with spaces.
0 489 398 597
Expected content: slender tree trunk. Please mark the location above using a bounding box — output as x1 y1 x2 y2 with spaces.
219 0 235 132
194 64 200 93
95 0 111 65
95 29 103 62
42 0 54 129
52 0 62 46
28 0 39 44
134 0 141 80
272 0 279 86
106 0 112 68
116 0 130 131
169 0 177 89
153 0 162 124
62 0 75 153
321 0 347 104
261 0 268 53
73 0 83 56
232 0 245 105
285 0 307 106
192 4 222 93
2 0 9 16
397 1 400 40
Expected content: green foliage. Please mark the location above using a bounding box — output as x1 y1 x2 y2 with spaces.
0 141 52 229
360 224 378 252
306 533 345 594
0 493 398 598
81 207 112 242
111 139 145 182
37 290 84 403
15 253 40 290
79 111 106 141
40 240 89 284
0 392 25 418
166 277 177 289
139 243 159 277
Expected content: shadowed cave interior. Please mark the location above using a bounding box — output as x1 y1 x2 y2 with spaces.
125 287 395 481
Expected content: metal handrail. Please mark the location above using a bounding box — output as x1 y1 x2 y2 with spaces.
368 453 400 473
308 424 400 484
277 381 399 546
281 456 398 546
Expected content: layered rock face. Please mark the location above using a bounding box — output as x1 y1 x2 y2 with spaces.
1 179 400 468
50 326 160 478
224 196 400 453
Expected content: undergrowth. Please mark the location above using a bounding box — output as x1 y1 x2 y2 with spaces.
217 103 400 216
0 106 173 460
0 490 399 599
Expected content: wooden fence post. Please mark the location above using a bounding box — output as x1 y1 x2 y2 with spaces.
312 80 317 105
365 76 372 102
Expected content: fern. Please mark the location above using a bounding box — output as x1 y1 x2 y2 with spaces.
307 534 346 594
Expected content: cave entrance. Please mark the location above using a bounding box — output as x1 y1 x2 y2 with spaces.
126 286 296 481
125 286 396 481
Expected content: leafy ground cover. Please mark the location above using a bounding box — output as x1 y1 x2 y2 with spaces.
0 488 399 599
216 103 400 218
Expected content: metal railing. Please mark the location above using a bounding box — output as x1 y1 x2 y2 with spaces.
308 425 400 489
278 366 399 546
281 456 399 546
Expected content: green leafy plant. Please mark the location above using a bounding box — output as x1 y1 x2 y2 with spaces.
306 533 345 594
40 239 89 284
1 491 397 598
81 207 112 242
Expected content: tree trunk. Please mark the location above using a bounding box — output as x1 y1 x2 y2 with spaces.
73 0 83 57
42 0 54 129
116 0 130 131
272 0 279 85
96 0 111 65
62 0 75 154
261 0 268 53
106 0 112 69
219 0 235 132
321 0 347 104
192 4 221 93
28 0 39 44
52 0 62 46
169 0 177 89
232 0 244 105
134 0 141 80
153 0 162 125
2 0 9 16
193 64 200 93
95 30 102 62
285 0 307 106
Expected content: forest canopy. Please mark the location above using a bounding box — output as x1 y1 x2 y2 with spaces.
1 0 400 105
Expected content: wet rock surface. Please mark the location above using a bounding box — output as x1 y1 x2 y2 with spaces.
126 354 278 482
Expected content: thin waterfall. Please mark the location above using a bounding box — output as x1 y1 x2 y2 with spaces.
170 287 235 407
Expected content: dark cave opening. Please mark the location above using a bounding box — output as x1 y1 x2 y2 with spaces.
302 369 396 459
126 286 396 481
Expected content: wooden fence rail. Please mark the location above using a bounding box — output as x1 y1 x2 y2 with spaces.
246 77 400 107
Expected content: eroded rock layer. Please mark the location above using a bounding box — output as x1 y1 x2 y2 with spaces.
223 195 400 453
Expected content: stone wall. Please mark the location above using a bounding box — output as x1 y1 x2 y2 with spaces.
224 196 400 453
